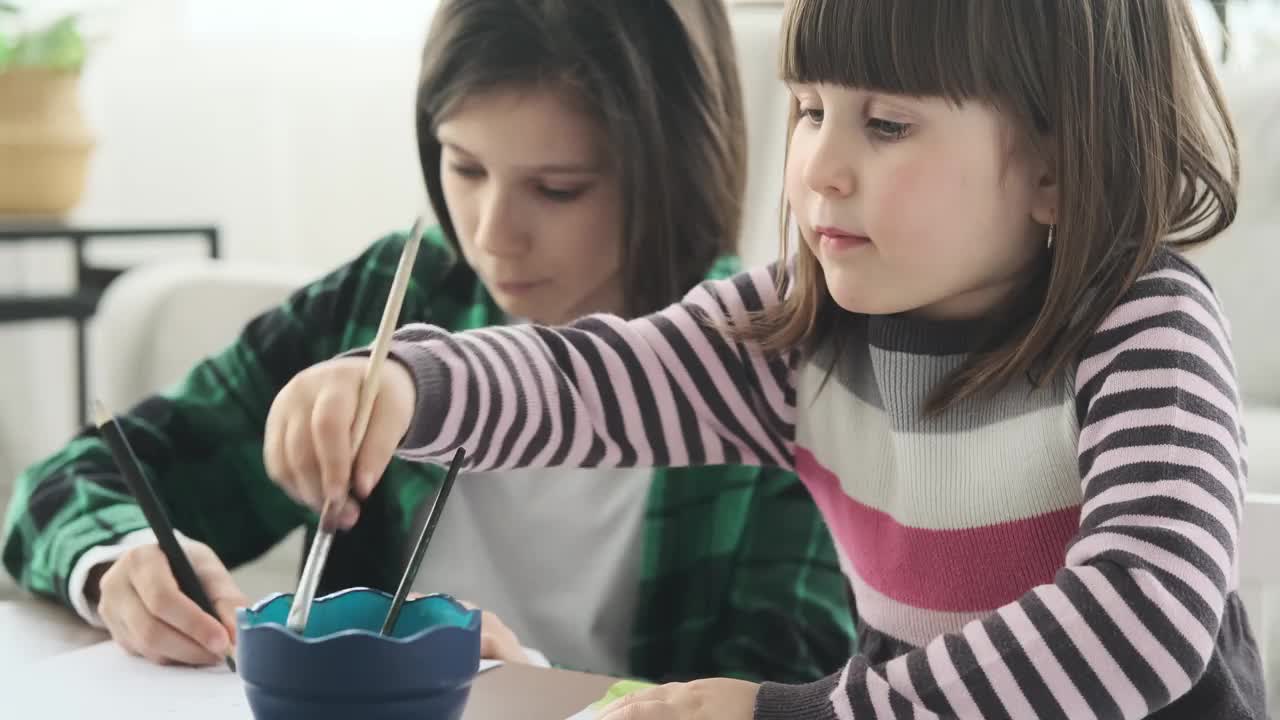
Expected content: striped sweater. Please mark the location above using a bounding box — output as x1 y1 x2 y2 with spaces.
382 249 1266 719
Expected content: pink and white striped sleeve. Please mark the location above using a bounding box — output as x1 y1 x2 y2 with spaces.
385 265 800 473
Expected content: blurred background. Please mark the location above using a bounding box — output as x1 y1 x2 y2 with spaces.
1 0 1278 635
1 0 1278 700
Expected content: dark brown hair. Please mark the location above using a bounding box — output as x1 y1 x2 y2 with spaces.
415 0 747 317
752 0 1238 412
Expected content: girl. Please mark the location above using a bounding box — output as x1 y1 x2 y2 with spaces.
1 0 856 684
267 0 1265 717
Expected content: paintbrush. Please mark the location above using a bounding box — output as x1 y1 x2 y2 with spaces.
286 216 426 634
380 447 465 635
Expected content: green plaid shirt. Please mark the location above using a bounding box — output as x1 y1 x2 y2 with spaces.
2 227 855 683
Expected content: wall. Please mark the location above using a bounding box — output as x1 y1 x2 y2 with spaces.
1 0 438 493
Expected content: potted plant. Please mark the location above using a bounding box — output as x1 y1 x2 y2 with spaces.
0 2 93 216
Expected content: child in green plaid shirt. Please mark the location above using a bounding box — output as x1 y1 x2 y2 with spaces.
2 0 854 682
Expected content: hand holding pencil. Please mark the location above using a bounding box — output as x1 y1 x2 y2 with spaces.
92 402 246 670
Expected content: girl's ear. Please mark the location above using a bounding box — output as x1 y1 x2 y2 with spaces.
1030 142 1058 226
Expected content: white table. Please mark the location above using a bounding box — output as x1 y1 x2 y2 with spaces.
0 598 106 678
0 599 615 718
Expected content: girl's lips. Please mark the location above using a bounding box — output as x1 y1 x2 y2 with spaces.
815 227 871 252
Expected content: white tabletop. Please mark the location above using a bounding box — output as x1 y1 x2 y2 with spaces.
0 598 106 678
0 598 616 719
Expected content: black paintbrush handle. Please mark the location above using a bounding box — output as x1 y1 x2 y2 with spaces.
97 416 236 672
380 447 466 636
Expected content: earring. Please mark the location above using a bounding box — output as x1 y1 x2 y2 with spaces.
1046 223 1056 250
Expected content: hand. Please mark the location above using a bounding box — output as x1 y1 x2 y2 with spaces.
410 595 532 664
599 678 760 720
264 356 417 528
92 540 248 666
461 600 531 664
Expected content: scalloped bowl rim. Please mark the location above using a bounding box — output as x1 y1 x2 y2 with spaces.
237 587 481 645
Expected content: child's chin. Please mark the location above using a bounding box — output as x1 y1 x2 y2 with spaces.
826 284 915 317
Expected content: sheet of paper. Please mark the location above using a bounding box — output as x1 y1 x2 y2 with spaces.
6 640 248 717
5 640 506 716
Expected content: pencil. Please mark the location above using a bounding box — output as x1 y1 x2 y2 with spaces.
93 399 238 673
380 446 465 636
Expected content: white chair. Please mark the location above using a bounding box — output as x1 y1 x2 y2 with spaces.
1243 493 1280 705
88 258 322 597
89 259 320 412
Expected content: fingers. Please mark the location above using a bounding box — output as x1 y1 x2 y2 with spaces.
600 695 678 720
266 358 394 516
97 544 239 667
285 417 324 510
188 545 250 641
474 608 530 664
99 569 221 666
351 388 403 501
312 381 357 504
131 548 232 654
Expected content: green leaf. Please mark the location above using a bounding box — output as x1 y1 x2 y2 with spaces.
8 14 85 70
0 3 19 14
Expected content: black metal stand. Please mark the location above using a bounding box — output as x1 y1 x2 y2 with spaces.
0 221 220 426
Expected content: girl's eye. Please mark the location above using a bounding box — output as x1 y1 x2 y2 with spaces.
798 106 824 125
538 185 586 202
450 164 485 179
868 118 911 141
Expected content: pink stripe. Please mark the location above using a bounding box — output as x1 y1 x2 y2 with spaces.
1034 584 1147 718
566 332 626 467
606 318 692 464
925 636 981 717
469 335 520 469
1084 444 1241 513
669 295 789 462
796 448 1078 612
1073 567 1192 698
632 311 777 466
1082 480 1239 549
1095 514 1231 576
1078 326 1234 393
885 655 924 705
1132 567 1216 661
830 659 856 720
738 268 796 421
962 621 1035 718
503 328 563 469
1078 391 1241 465
458 341 495 459
912 705 942 720
1097 295 1232 373
1140 269 1225 317
867 668 896 718
1066 533 1225 612
997 602 1097 719
1082 367 1238 432
422 344 472 456
579 327 655 466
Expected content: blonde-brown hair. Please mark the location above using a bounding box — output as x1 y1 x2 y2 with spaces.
752 0 1238 412
415 0 747 317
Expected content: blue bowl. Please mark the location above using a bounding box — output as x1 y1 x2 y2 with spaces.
236 588 481 720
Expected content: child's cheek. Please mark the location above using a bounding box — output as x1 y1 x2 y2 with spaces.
867 160 939 258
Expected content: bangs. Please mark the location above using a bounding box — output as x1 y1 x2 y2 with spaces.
781 0 1046 110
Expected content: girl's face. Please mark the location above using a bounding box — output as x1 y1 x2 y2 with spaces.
438 87 626 325
784 83 1056 320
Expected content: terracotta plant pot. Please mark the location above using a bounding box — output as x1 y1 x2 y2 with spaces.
0 67 94 216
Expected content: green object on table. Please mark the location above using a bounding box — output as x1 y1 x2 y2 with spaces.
591 680 659 710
